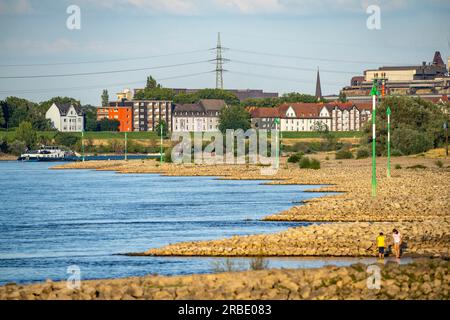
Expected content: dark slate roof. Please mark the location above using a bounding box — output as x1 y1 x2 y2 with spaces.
174 99 227 113
54 103 83 116
173 103 204 113
199 99 227 111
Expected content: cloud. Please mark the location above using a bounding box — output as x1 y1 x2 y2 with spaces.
0 0 32 15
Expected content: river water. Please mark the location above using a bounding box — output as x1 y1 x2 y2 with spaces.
0 161 398 285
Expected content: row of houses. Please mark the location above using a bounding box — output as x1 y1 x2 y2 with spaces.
45 99 372 133
249 102 372 132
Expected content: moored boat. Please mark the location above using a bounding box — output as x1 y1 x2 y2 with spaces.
17 146 76 162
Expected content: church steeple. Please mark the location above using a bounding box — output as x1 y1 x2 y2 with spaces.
315 67 322 101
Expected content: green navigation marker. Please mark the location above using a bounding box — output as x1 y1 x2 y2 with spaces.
160 122 164 164
370 82 379 197
386 106 391 178
124 132 128 161
274 118 281 169
81 130 85 162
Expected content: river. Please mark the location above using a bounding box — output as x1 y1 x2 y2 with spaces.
0 161 399 285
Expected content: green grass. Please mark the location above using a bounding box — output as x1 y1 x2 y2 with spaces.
281 131 363 139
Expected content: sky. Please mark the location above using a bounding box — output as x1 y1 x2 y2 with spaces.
0 0 449 105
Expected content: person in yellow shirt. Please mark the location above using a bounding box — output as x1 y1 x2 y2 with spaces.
376 232 386 259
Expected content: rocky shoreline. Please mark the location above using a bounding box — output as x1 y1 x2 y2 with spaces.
1 258 448 300
3 153 446 300
52 155 450 259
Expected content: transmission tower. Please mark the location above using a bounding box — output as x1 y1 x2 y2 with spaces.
215 32 225 89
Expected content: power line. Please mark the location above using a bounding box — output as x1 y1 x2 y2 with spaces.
232 59 358 74
229 70 343 87
0 49 211 67
229 48 413 66
0 60 211 79
0 71 213 94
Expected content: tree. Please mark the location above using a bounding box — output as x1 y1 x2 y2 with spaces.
339 91 347 103
5 97 37 128
81 105 98 131
54 133 80 148
15 121 37 149
8 140 26 155
218 106 251 134
0 105 5 127
156 120 168 137
98 118 120 131
361 96 449 155
101 90 109 106
195 89 240 106
146 76 161 90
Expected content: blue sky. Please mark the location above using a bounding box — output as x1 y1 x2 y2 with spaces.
0 0 449 105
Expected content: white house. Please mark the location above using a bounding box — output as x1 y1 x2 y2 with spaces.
172 99 226 132
278 103 331 132
45 103 84 132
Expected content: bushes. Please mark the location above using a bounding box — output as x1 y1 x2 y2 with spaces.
287 152 304 163
335 149 353 159
54 133 80 148
164 147 172 163
435 160 443 168
8 140 26 155
391 128 433 155
391 149 404 157
356 147 369 159
299 157 320 169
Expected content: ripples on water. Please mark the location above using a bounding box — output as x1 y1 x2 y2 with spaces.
0 161 393 285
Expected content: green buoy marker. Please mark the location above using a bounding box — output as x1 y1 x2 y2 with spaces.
160 122 164 164
124 131 128 161
370 82 379 197
274 117 280 169
386 106 391 178
81 130 85 162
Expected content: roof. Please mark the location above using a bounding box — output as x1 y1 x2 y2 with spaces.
199 99 227 111
173 103 204 113
278 103 324 118
53 103 83 116
174 99 227 113
250 107 279 118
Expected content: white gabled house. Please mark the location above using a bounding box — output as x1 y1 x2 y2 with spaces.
45 103 84 132
278 103 331 132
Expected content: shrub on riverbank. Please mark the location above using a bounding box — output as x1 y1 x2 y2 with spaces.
299 157 320 169
356 147 369 159
287 152 304 163
335 149 353 159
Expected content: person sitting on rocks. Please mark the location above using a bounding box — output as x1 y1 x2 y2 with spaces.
376 232 386 259
392 229 402 258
